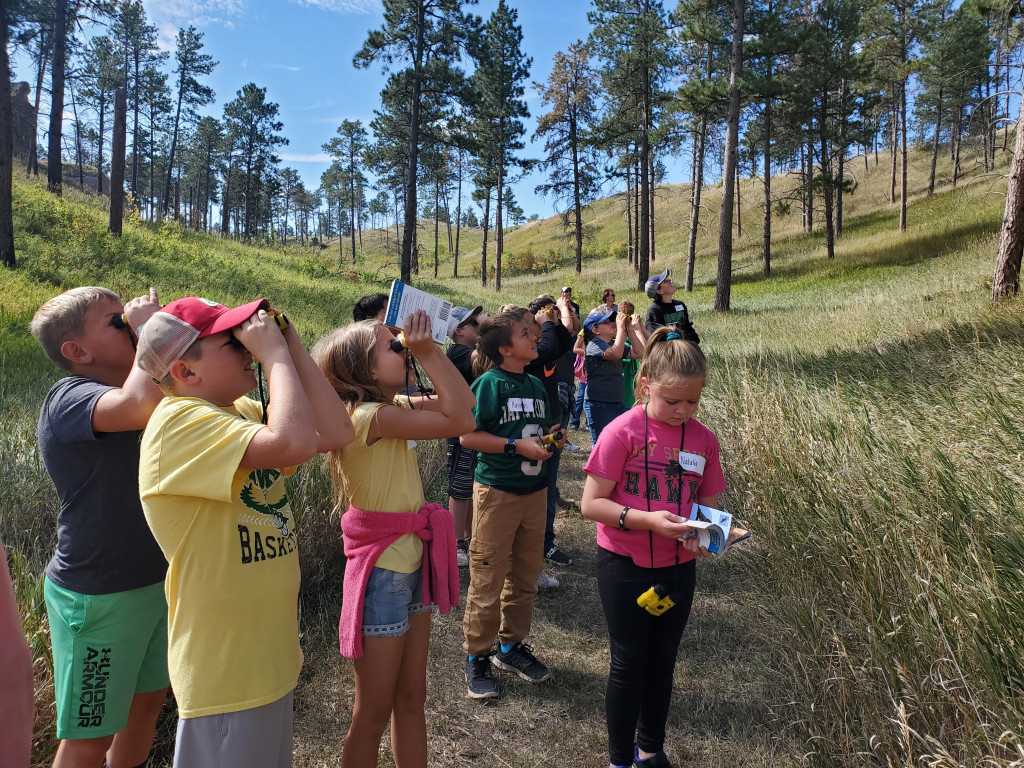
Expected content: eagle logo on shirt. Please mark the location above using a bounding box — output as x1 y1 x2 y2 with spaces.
239 468 291 537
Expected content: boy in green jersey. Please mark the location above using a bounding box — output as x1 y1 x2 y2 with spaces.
459 311 566 699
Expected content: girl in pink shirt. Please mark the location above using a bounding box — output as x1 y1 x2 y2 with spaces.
581 328 727 768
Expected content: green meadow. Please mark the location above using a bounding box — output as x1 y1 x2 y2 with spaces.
2 141 1023 767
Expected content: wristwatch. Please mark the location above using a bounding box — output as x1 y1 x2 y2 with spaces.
503 438 517 457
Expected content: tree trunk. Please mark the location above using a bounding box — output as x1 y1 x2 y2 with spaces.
952 107 962 187
27 31 50 177
900 78 907 232
433 182 439 278
762 97 771 276
400 1 427 284
571 110 583 273
108 88 127 235
97 91 106 194
992 95 1024 299
889 100 897 204
481 190 490 288
687 117 706 292
47 0 67 194
715 0 743 312
649 151 656 263
929 88 943 196
638 64 651 290
350 176 357 264
454 151 463 277
820 105 835 260
625 157 634 265
1 9 15 268
805 132 814 232
735 161 741 238
496 152 504 293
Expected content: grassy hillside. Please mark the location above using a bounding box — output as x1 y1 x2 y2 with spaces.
3 139 1023 767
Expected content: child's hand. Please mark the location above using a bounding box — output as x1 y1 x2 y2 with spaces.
402 310 436 357
615 312 628 331
679 534 713 558
124 287 160 330
549 423 567 449
651 510 691 541
516 437 552 462
233 309 287 363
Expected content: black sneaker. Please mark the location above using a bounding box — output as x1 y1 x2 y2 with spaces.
492 642 552 682
544 546 573 566
465 655 499 699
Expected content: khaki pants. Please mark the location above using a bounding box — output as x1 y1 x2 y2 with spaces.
462 483 546 655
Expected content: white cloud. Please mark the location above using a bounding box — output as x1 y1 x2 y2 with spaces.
289 0 379 13
281 152 332 163
264 64 302 72
143 0 245 44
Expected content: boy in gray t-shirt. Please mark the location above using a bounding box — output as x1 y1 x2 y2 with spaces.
31 286 168 768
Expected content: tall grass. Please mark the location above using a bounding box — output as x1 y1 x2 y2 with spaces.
4 141 1024 766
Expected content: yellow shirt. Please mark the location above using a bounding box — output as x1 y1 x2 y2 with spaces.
139 396 302 719
339 401 425 573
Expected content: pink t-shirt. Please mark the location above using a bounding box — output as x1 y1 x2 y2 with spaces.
584 405 727 568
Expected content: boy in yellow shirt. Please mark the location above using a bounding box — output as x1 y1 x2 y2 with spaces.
135 297 352 768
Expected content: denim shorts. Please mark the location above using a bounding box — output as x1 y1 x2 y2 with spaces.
361 566 432 637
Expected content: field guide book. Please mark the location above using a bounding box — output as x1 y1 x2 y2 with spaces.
385 280 452 346
680 503 750 555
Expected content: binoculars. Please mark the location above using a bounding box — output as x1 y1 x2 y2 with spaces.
269 311 290 330
390 332 408 353
540 430 564 452
637 583 676 616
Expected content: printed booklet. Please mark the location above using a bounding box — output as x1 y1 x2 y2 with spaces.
680 503 750 555
385 280 452 346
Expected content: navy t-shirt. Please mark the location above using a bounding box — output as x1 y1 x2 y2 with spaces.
446 343 475 385
38 376 167 594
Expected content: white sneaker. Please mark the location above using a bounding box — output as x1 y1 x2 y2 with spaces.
457 548 469 568
564 441 581 454
536 571 559 590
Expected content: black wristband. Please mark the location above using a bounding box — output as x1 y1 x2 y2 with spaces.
619 507 630 531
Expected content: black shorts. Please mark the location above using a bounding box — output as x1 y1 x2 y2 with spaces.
446 438 477 500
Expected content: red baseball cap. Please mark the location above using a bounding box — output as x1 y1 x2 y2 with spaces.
136 297 269 379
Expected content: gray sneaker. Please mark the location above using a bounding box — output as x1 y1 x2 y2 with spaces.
456 538 469 568
537 571 559 589
492 642 552 683
465 655 499 699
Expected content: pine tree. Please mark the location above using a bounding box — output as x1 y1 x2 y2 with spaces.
323 120 369 264
589 0 674 290
714 0 744 311
354 0 477 283
222 83 288 240
534 41 601 274
470 0 531 291
161 26 216 219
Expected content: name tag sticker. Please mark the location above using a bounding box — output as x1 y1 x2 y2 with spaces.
508 398 523 413
523 399 535 414
678 451 706 476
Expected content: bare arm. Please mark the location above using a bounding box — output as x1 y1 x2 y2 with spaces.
557 296 580 334
0 540 33 768
238 311 318 469
573 334 586 357
582 473 703 548
92 288 163 432
372 311 476 441
625 316 646 359
460 429 555 462
601 314 629 361
279 319 353 453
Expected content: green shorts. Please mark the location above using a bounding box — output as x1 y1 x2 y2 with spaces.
44 578 170 740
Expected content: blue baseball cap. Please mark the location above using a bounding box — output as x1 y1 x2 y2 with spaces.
583 307 616 331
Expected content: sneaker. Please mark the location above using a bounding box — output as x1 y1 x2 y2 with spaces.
465 655 499 699
492 642 552 682
564 441 581 454
633 747 674 768
456 538 469 568
555 495 576 511
544 546 574 566
537 571 559 589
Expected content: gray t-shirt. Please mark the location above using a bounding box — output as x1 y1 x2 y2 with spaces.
38 376 167 594
585 338 625 403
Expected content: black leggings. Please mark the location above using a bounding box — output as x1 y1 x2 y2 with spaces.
596 547 696 766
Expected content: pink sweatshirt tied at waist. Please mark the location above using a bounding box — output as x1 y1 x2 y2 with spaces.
338 501 459 659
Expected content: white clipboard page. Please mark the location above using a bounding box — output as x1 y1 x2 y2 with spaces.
385 280 452 346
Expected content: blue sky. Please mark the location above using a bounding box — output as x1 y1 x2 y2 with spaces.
137 0 601 219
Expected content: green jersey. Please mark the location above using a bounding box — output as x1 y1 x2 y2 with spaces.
471 367 554 493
